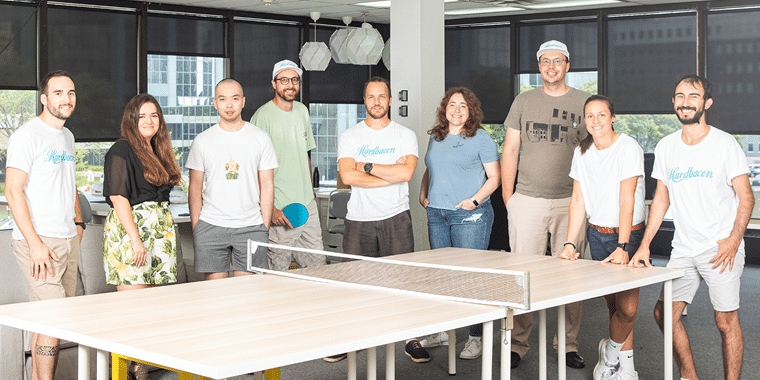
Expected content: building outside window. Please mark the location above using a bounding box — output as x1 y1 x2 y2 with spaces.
309 103 366 186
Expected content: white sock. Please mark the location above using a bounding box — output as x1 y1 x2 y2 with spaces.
605 339 624 363
618 350 634 373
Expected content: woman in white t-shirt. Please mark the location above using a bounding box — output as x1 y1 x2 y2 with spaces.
560 95 646 380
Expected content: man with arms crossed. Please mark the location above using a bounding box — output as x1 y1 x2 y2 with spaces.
5 70 85 380
251 59 325 271
187 78 277 279
334 76 422 362
630 75 752 380
501 40 588 369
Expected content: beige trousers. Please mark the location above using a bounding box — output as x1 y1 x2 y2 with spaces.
506 192 587 356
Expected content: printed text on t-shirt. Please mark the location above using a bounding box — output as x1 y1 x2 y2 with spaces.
669 166 714 183
358 144 396 157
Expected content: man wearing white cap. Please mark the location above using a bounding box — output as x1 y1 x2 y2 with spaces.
500 40 590 369
251 59 325 271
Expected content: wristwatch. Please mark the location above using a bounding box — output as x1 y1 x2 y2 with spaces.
616 242 629 251
364 162 373 174
75 222 86 230
470 197 479 207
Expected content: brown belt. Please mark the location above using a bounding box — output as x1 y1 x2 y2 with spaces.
589 222 645 234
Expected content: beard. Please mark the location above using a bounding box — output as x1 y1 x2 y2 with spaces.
675 106 704 125
275 87 298 102
47 103 74 120
366 106 389 120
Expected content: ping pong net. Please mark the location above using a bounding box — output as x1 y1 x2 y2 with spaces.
247 241 529 310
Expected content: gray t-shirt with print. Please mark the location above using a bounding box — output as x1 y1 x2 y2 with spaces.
503 87 589 199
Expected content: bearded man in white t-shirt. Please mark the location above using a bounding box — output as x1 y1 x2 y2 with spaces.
631 74 753 380
6 70 85 380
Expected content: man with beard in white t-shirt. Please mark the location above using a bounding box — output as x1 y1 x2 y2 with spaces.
631 74 753 380
330 76 422 363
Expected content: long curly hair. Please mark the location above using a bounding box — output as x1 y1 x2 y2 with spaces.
428 87 484 141
119 94 181 187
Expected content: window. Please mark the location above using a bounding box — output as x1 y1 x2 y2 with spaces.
309 103 367 185
749 143 755 153
148 54 224 169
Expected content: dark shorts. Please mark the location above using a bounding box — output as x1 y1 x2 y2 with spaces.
343 210 414 258
587 226 644 262
193 220 269 273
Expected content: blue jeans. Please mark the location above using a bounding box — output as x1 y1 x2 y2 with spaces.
426 200 494 337
587 226 644 261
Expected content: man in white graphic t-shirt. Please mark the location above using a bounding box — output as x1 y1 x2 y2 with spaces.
334 76 425 364
631 74 752 380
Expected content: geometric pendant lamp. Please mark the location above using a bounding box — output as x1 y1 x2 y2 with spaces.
346 22 384 65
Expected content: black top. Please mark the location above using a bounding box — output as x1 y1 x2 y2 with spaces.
103 139 171 207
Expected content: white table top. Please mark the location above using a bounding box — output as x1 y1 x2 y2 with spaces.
0 266 506 379
0 249 683 379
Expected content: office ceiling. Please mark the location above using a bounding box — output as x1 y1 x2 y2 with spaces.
149 0 705 23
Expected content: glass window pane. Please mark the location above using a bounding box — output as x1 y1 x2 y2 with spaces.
149 54 223 168
519 21 597 71
148 15 224 56
308 103 366 184
446 24 511 124
48 6 138 141
706 9 760 134
0 3 37 88
607 14 696 113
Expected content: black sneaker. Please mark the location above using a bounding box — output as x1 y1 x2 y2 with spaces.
404 340 431 363
323 353 347 362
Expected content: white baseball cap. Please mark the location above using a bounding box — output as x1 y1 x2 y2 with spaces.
272 59 303 80
536 40 570 61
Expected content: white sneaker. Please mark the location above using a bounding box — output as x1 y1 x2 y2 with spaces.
619 371 639 380
593 338 620 380
459 337 482 360
420 332 449 348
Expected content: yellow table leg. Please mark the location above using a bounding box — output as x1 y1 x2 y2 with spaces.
111 352 280 380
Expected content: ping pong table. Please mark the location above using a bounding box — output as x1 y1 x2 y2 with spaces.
0 247 682 380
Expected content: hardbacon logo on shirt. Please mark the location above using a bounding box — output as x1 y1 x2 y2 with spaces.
44 150 75 164
669 166 714 183
358 145 395 157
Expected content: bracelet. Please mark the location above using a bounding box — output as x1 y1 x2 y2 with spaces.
563 241 576 249
470 197 479 207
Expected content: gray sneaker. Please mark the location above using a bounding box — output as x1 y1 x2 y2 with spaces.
459 337 482 360
420 332 449 348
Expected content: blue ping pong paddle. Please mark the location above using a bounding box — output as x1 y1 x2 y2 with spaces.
282 203 309 228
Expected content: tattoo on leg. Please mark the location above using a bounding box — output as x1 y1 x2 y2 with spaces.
35 345 58 357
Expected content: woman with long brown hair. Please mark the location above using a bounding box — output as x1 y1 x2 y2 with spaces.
102 93 181 377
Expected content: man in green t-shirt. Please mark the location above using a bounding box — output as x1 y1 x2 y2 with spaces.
251 59 325 271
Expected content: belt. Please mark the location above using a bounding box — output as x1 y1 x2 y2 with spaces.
589 222 645 234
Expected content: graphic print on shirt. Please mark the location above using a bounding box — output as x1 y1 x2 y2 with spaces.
357 144 396 158
225 158 239 180
44 149 75 164
525 108 583 145
668 166 714 183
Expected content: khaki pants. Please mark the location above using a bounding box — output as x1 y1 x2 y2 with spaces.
268 199 325 271
13 236 79 301
506 192 586 356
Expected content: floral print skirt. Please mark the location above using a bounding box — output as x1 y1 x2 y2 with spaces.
103 201 177 285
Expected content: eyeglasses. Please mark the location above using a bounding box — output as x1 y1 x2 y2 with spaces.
539 58 567 67
276 76 300 85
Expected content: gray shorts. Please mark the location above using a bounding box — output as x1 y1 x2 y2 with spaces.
343 210 414 258
193 220 269 273
659 244 744 312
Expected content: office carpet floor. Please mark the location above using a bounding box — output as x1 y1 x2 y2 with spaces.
153 256 759 379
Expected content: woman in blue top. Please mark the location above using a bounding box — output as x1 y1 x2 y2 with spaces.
418 87 501 360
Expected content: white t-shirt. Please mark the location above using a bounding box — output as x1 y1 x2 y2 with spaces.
6 117 77 240
569 134 646 227
337 120 418 221
185 122 278 228
653 126 749 256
